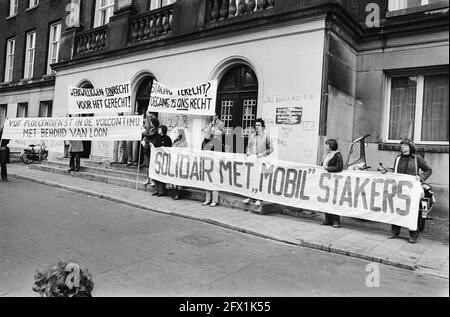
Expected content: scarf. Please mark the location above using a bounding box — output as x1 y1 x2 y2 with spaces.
322 151 338 168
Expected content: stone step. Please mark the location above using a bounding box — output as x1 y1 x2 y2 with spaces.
42 160 148 181
29 164 153 192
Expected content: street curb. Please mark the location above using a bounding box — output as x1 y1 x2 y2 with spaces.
8 173 448 279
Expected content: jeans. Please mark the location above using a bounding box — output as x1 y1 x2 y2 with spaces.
205 191 219 204
127 141 139 165
155 181 167 195
391 225 419 239
324 213 340 225
1 163 6 180
69 152 81 171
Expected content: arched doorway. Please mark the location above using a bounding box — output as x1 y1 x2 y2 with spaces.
78 81 93 159
216 65 258 153
135 76 156 117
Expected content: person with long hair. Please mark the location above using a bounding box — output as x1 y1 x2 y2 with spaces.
32 261 94 297
389 138 432 243
321 138 344 228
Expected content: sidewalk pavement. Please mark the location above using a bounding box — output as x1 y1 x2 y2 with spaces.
6 163 449 280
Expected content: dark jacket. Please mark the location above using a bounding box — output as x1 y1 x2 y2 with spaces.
323 152 344 173
155 134 172 148
0 146 10 164
394 154 432 182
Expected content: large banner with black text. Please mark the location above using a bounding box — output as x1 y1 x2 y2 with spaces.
149 146 423 230
2 116 143 141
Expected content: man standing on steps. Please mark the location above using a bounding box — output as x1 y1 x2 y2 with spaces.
68 140 84 173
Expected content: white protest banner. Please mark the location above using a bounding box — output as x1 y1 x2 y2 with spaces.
149 146 424 230
148 80 217 116
68 83 131 114
2 115 143 141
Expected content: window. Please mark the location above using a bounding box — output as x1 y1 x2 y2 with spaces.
28 0 39 8
24 31 36 79
149 0 175 11
0 105 7 128
39 101 52 117
17 103 28 118
9 0 18 16
386 72 449 144
47 22 61 75
94 0 115 27
4 38 15 82
388 0 443 11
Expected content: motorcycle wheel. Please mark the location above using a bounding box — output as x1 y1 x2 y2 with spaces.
21 152 34 165
418 211 425 232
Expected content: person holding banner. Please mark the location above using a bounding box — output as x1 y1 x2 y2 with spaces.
243 118 274 207
152 125 172 197
389 139 432 244
0 127 10 182
202 116 225 207
172 129 188 200
68 140 84 172
320 139 344 228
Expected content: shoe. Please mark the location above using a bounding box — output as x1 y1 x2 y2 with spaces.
210 202 218 207
127 162 132 166
67 168 74 172
255 200 262 207
243 198 251 204
332 223 341 228
321 221 331 226
202 201 211 206
143 179 151 186
388 234 399 239
132 162 138 166
173 195 180 200
409 237 418 244
152 192 159 196
74 169 80 172
158 193 166 197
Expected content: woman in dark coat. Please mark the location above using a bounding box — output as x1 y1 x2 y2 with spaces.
152 125 172 197
389 139 432 244
321 139 344 228
0 127 10 182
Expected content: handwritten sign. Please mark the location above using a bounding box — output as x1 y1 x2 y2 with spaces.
2 116 143 141
148 80 217 116
68 83 131 114
150 146 423 230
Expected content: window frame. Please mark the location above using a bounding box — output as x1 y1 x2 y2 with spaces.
383 70 449 145
47 21 62 75
23 30 36 79
17 103 28 118
28 0 39 9
94 0 115 27
8 0 18 17
388 0 444 11
0 104 8 128
39 101 53 118
4 38 15 83
149 0 176 11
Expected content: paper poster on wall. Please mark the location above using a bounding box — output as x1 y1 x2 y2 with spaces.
276 107 303 125
68 83 131 114
148 80 217 116
262 94 321 164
